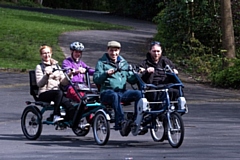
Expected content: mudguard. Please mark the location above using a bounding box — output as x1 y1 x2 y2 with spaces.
95 109 111 121
25 105 42 119
131 98 148 136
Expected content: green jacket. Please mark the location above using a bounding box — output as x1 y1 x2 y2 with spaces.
93 53 137 92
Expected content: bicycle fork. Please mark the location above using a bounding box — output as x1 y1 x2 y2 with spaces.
166 111 180 132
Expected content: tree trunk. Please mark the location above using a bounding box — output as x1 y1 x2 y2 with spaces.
12 0 18 3
220 0 235 59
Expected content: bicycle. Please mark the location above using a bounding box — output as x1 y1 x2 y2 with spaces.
92 64 187 148
21 68 102 140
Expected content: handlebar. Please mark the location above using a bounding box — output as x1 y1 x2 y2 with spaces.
53 67 92 74
52 67 72 73
113 64 174 75
116 64 183 90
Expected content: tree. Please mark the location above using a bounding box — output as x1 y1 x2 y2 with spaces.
35 0 43 5
221 0 235 59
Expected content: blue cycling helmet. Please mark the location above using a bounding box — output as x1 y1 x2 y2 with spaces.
70 42 84 51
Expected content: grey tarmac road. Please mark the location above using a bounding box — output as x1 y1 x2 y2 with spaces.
0 5 240 160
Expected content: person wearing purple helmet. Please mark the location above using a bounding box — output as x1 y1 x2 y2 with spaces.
62 42 95 124
62 42 95 102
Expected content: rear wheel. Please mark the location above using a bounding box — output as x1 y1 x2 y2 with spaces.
72 117 90 136
21 106 42 140
167 112 184 148
92 111 110 145
150 115 165 142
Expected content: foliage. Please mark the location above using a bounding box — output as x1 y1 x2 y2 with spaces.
232 0 240 55
17 0 41 7
154 0 222 56
42 0 109 11
107 0 162 21
153 0 240 88
210 58 240 89
1 0 240 88
3 0 161 20
0 0 41 7
0 7 128 70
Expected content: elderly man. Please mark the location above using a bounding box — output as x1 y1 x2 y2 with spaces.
93 41 142 136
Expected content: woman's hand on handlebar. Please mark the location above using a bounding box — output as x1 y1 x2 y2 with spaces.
72 67 86 74
45 67 53 76
78 67 87 74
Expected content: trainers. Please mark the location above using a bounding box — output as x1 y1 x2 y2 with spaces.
120 120 132 137
138 126 148 135
83 123 91 127
53 115 64 123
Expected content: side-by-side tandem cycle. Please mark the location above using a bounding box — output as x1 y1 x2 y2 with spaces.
21 65 188 148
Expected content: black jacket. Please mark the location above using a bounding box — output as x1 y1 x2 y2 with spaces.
139 52 176 85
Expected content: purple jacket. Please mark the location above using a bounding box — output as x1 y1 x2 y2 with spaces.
62 57 95 83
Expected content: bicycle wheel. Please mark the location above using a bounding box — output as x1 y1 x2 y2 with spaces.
21 106 42 140
150 115 165 142
167 112 184 148
72 117 90 136
92 111 110 145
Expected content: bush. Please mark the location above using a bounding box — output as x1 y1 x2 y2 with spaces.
210 58 240 88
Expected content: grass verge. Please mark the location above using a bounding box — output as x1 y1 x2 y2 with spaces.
0 7 129 71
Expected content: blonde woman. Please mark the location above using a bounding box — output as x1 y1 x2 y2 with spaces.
35 45 74 123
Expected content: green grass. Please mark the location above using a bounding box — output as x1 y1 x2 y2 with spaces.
0 7 129 71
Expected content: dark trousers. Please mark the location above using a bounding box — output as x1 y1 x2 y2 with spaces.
100 89 142 127
39 90 75 118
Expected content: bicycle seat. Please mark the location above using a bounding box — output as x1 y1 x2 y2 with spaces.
29 70 39 101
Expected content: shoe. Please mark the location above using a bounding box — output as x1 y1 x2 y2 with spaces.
120 120 132 137
53 115 64 123
80 123 90 130
138 126 148 135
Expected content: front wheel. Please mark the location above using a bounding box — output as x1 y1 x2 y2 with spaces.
21 106 42 140
92 111 110 145
150 115 165 142
167 112 184 148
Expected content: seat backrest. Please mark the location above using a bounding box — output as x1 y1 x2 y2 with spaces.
29 70 39 101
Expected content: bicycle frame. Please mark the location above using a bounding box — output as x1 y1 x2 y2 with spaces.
56 68 102 127
92 64 185 147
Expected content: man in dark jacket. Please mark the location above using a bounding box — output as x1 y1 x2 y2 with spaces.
93 41 142 135
139 41 180 110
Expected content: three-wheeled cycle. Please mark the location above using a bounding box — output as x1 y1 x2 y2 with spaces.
21 68 102 140
92 65 188 148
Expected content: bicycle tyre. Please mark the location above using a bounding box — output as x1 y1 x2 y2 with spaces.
72 118 91 136
167 112 184 148
150 115 165 142
92 111 110 145
21 106 42 140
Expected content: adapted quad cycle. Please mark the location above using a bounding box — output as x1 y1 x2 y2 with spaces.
21 68 102 140
92 65 188 148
